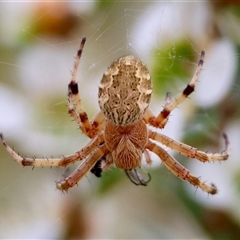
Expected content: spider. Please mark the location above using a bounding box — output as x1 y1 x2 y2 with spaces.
91 156 151 186
0 37 230 194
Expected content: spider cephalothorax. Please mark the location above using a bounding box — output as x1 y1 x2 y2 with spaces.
104 119 148 169
1 37 230 194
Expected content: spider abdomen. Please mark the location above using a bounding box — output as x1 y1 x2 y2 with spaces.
104 119 148 169
98 55 152 126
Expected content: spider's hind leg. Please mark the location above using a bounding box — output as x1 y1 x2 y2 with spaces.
146 140 218 194
148 130 230 163
56 144 109 191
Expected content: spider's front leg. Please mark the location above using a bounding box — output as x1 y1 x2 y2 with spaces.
68 37 105 138
144 51 205 129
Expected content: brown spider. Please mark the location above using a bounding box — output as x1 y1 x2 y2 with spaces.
91 155 151 186
0 37 230 194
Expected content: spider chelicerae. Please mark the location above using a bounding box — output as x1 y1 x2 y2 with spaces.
0 37 230 194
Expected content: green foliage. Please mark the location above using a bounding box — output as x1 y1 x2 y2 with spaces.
152 40 195 96
34 95 70 135
182 108 221 147
235 171 240 194
96 168 124 194
228 5 240 19
96 0 116 10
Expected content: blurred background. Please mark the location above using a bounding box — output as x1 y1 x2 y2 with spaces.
0 1 240 239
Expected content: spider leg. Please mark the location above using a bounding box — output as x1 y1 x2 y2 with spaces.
144 149 153 165
0 132 104 167
148 130 230 162
56 144 109 191
144 51 205 129
68 37 105 138
146 140 217 194
90 151 114 178
90 158 103 177
100 153 113 171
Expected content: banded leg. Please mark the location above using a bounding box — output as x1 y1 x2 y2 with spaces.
146 140 218 194
56 144 109 191
68 37 104 138
148 130 230 162
0 132 104 167
144 51 205 129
